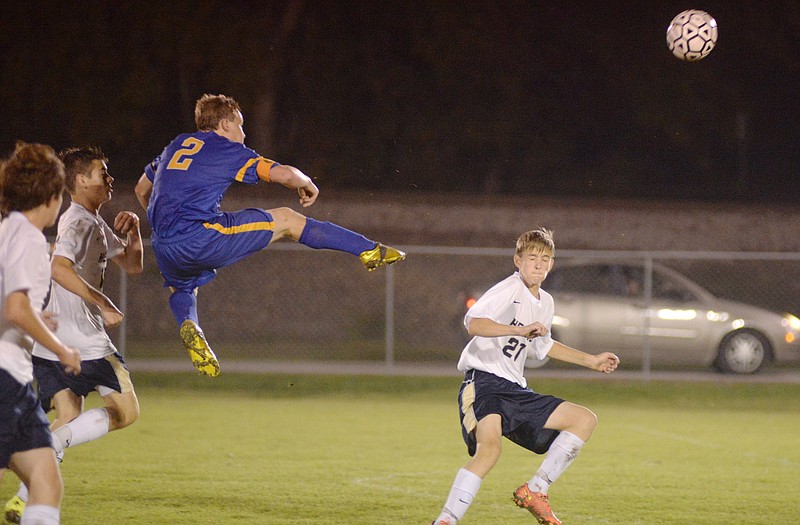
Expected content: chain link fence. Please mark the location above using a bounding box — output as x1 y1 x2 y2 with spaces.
105 243 800 374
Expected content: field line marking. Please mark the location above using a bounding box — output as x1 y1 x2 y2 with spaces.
623 424 800 467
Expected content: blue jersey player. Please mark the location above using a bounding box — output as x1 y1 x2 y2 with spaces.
134 94 405 377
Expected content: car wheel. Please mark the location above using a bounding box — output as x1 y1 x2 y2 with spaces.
716 329 771 374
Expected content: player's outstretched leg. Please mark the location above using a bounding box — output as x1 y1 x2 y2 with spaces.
512 483 562 525
358 242 406 271
293 216 406 271
3 495 25 524
180 320 220 377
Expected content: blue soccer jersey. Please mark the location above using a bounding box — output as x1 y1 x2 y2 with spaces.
145 131 277 241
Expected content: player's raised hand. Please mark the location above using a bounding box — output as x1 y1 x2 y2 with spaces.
114 211 140 236
592 352 620 374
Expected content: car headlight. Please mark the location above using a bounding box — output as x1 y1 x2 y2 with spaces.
783 313 800 332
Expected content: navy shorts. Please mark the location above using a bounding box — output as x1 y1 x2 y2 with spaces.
33 353 134 412
0 370 53 467
153 208 275 291
459 369 563 456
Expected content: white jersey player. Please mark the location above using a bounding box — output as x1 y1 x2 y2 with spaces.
458 271 556 387
1 142 81 525
6 146 143 524
33 201 127 362
432 228 620 525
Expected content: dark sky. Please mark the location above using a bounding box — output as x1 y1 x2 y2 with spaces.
2 1 799 202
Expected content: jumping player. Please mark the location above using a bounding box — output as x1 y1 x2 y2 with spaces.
0 141 81 525
4 147 143 523
431 228 619 525
134 93 405 378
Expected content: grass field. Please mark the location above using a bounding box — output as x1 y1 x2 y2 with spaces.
2 372 799 524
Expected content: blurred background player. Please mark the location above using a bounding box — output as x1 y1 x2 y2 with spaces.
4 147 143 523
134 93 405 377
0 142 81 525
431 228 619 525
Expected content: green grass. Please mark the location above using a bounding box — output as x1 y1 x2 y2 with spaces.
2 373 799 524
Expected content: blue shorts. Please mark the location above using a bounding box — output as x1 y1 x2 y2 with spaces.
0 370 54 467
152 208 275 291
458 369 563 456
33 354 134 412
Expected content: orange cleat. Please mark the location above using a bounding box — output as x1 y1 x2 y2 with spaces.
512 483 562 525
430 516 455 525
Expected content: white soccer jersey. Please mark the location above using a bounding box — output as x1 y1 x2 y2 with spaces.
457 272 555 387
33 202 125 361
0 212 53 384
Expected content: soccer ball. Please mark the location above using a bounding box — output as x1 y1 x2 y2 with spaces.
666 10 718 61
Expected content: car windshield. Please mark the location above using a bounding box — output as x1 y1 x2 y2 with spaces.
547 263 698 302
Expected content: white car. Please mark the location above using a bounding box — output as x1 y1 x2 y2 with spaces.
539 260 800 374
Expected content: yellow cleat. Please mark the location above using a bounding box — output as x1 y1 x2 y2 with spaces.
359 243 406 271
179 320 220 377
4 495 25 524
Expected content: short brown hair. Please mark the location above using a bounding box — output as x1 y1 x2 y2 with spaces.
59 146 108 195
515 227 555 256
0 141 65 216
194 94 241 131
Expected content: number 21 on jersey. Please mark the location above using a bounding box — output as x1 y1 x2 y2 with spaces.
167 137 205 170
502 337 526 361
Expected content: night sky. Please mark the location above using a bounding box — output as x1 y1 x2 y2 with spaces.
2 1 799 202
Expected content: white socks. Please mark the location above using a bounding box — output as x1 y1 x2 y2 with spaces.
15 483 29 504
528 431 585 494
15 408 111 504
19 504 59 524
51 408 110 453
435 468 482 524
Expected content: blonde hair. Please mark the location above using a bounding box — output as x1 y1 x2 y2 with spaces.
194 94 241 131
515 227 555 256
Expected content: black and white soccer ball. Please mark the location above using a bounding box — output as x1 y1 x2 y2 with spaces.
666 9 718 61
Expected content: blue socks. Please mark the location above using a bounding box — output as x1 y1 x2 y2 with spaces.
169 289 198 325
298 218 375 256
168 220 373 329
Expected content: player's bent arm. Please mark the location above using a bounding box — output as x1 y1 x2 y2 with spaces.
134 173 152 211
548 341 620 373
52 256 121 314
4 291 81 374
112 212 144 274
467 316 544 338
113 240 144 275
263 164 319 207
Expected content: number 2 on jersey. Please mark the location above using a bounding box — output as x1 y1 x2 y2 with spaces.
166 137 205 170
